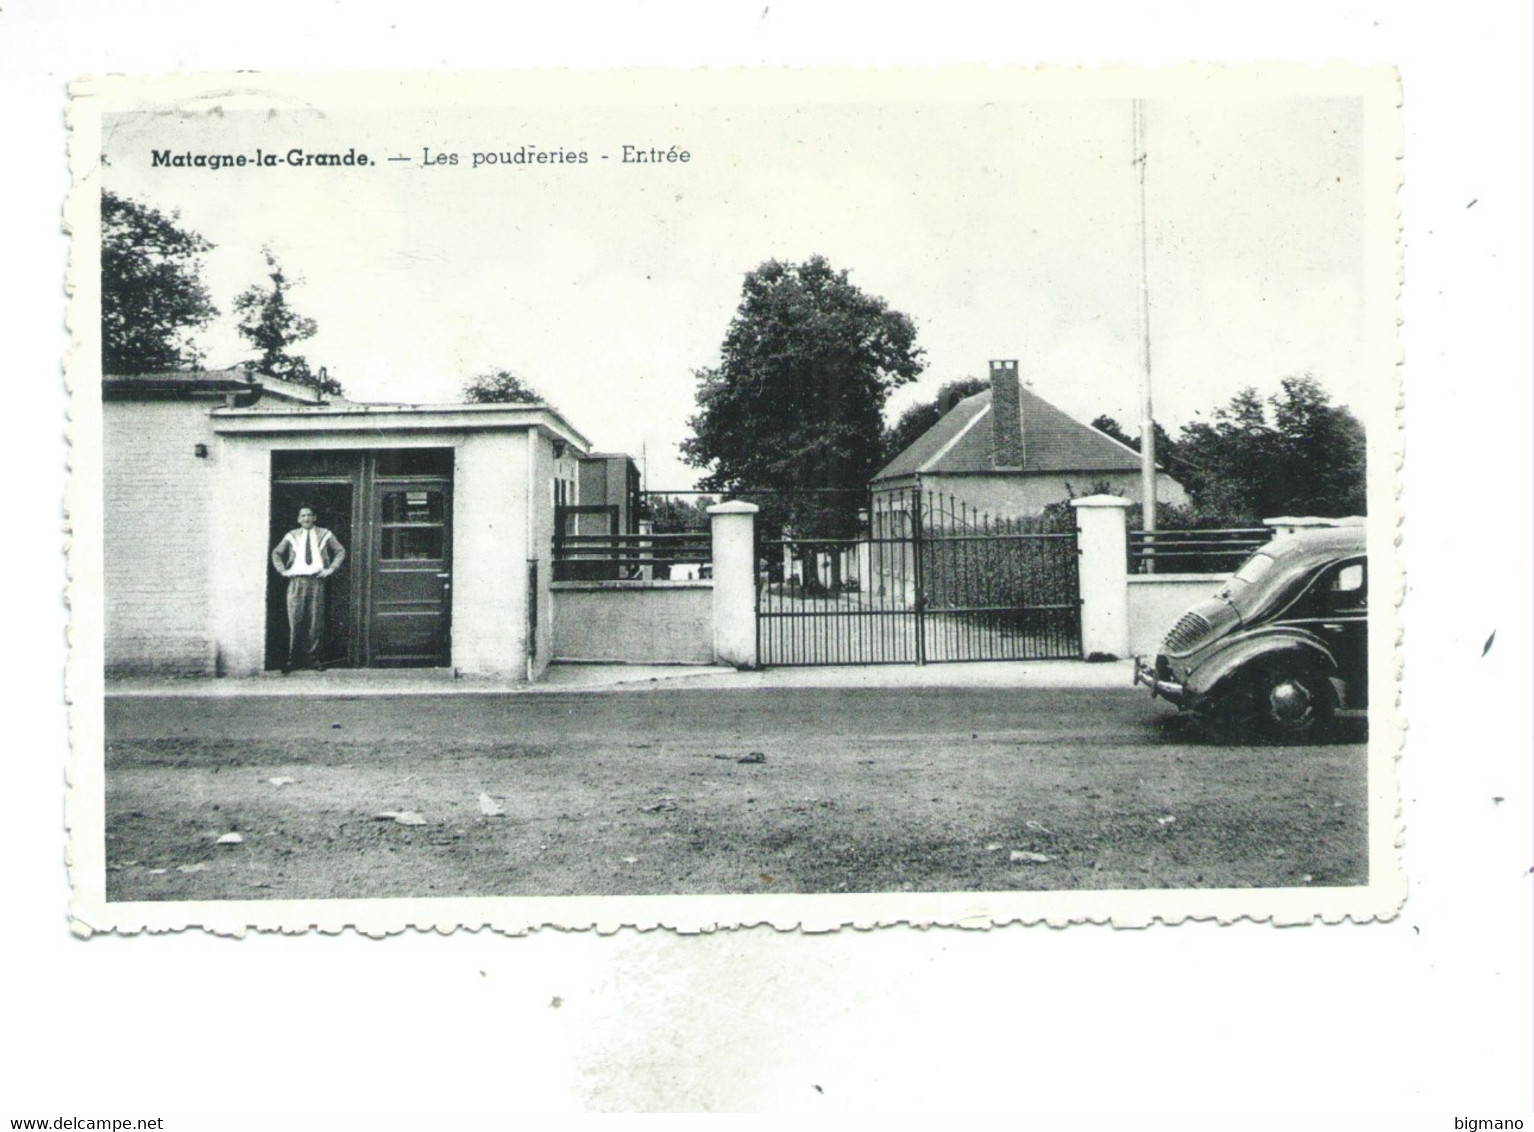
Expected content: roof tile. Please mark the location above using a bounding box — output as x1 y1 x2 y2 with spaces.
875 387 1144 480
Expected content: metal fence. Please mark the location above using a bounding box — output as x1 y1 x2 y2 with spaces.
757 488 1081 666
756 530 921 665
919 520 1081 663
1128 527 1270 573
553 502 712 581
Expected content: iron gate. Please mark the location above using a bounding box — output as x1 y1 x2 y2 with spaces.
755 488 1081 666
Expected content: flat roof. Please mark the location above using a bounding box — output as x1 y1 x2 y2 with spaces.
104 368 327 405
210 400 593 449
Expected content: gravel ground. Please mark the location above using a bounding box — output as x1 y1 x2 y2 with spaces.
103 687 1368 901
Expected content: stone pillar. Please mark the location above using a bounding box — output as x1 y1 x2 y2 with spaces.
1070 494 1132 661
708 500 759 669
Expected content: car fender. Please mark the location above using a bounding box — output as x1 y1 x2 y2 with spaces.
1185 628 1338 702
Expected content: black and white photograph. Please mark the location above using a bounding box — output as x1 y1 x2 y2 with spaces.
8 2 1532 1123
69 66 1401 931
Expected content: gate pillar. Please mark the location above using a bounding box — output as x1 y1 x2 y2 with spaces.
1070 494 1132 660
708 500 759 669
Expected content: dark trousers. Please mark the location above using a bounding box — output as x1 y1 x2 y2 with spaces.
286 576 326 666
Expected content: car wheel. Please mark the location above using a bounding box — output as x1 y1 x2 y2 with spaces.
1215 662 1336 744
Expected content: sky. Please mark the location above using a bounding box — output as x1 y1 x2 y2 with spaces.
100 78 1372 489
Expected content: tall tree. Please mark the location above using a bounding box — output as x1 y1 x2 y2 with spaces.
462 369 543 404
1174 377 1365 520
1264 375 1368 516
233 248 340 395
682 256 925 547
882 376 989 463
100 191 219 374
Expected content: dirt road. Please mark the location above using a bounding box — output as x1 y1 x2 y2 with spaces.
104 687 1368 900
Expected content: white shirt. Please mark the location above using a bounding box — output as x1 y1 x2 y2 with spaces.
280 528 333 576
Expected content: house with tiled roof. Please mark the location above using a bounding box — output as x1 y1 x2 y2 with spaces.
871 359 1187 520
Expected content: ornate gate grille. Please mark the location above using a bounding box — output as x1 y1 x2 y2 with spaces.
755 488 1081 666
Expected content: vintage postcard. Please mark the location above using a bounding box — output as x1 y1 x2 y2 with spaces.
66 65 1403 935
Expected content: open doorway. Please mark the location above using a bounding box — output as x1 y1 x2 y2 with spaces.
265 480 356 670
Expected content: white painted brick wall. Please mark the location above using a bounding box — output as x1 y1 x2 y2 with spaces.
209 437 274 676
528 433 555 680
550 583 713 664
110 410 560 680
103 400 219 674
916 471 1189 518
1127 574 1229 657
451 433 530 677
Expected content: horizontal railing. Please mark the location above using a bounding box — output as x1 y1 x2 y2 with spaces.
1128 528 1269 573
552 530 713 581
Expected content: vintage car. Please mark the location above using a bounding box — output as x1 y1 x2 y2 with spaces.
1134 525 1366 741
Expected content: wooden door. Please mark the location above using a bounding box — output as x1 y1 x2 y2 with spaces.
367 475 452 666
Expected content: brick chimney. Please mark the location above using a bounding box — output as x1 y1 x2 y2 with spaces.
989 359 1024 467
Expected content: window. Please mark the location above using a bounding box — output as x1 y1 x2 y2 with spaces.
1325 559 1367 611
382 528 445 560
382 489 444 524
1232 553 1275 586
379 488 445 560
1333 562 1365 593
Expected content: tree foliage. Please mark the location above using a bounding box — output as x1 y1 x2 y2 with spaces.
682 256 925 541
882 376 989 464
644 494 716 533
1172 376 1366 520
233 248 340 395
1090 415 1183 479
101 191 219 374
461 369 544 404
1089 414 1136 450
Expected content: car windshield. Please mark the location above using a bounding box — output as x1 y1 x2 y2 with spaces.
1232 552 1275 585
1218 552 1275 599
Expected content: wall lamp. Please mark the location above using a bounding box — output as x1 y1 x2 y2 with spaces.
193 443 208 458
552 440 566 459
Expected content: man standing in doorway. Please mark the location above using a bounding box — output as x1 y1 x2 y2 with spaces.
271 505 347 673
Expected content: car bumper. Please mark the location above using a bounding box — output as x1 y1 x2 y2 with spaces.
1134 658 1189 705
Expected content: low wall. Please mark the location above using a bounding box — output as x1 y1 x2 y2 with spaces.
1127 574 1229 657
550 581 714 664
107 632 218 677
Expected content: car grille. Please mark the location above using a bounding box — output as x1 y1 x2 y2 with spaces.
1162 610 1214 655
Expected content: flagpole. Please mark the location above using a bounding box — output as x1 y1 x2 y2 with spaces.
1134 98 1158 570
